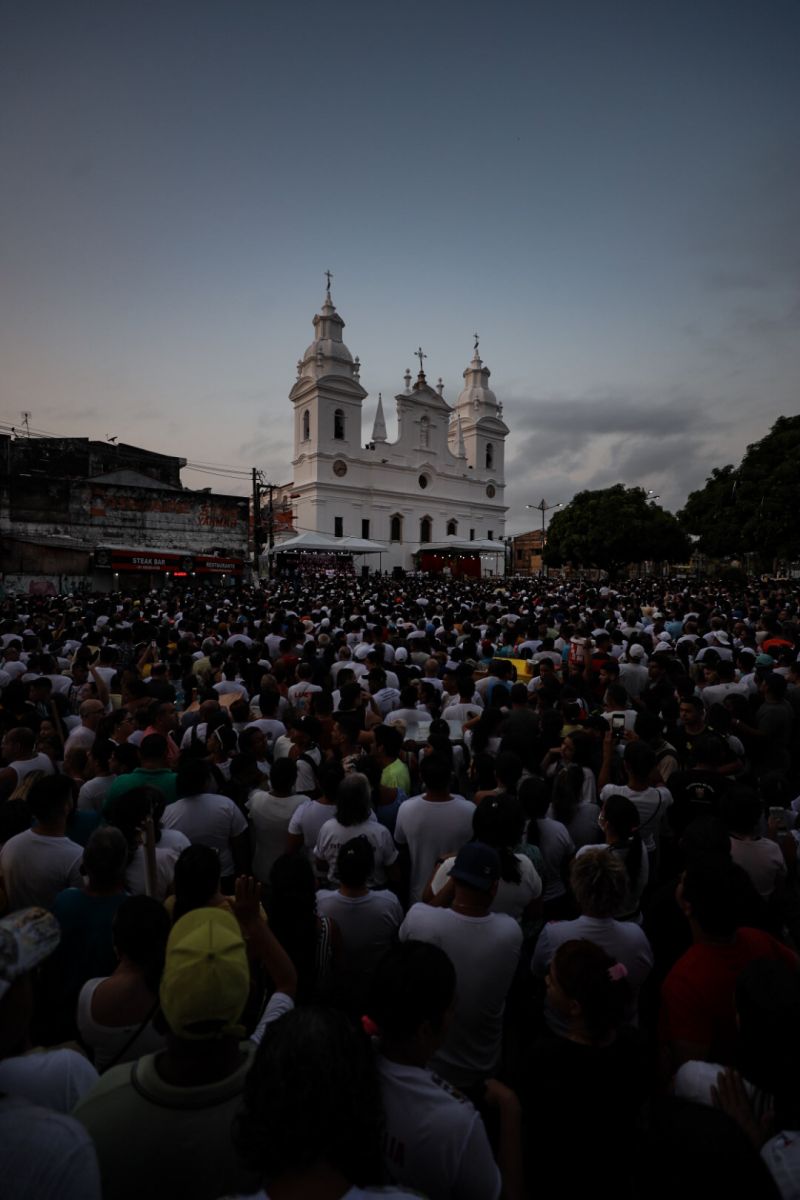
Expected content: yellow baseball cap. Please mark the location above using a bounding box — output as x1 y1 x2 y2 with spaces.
160 908 250 1040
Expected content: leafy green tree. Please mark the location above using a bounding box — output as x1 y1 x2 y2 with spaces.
679 465 740 558
679 416 800 565
544 484 690 576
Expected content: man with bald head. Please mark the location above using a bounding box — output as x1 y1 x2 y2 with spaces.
64 700 105 755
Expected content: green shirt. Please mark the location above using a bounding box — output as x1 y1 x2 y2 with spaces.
380 759 411 793
103 767 177 814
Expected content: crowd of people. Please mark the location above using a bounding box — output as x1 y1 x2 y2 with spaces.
1 569 799 1199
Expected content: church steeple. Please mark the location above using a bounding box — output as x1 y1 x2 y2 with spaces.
452 335 508 478
296 273 360 383
455 333 501 418
371 393 387 444
290 276 367 468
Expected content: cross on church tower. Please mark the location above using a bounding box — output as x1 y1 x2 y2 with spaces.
415 346 427 374
473 332 480 353
325 269 333 294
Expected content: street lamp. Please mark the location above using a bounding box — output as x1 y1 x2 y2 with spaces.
526 499 562 574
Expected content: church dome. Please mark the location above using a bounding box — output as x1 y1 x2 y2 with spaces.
455 342 498 412
299 290 358 380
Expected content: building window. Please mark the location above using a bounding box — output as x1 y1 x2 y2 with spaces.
446 519 458 536
469 529 475 541
488 530 493 540
420 516 432 543
485 443 494 470
334 409 345 440
334 517 343 538
516 549 524 561
390 514 403 543
419 415 430 449
361 518 370 540
302 409 310 440
418 473 429 489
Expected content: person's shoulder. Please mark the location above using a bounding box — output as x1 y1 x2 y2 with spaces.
489 910 524 940
738 926 796 956
0 827 33 854
401 901 438 927
72 1058 138 1116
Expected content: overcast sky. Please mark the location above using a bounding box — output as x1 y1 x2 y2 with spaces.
1 0 797 533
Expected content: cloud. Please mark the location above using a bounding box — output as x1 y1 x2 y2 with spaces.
502 387 730 523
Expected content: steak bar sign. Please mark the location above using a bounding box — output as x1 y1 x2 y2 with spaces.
96 548 243 575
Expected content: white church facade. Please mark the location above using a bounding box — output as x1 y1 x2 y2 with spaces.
275 285 509 575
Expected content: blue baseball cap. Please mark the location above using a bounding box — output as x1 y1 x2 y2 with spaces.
448 842 501 891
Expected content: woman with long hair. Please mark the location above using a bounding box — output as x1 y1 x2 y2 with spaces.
577 793 648 921
313 772 399 889
76 895 170 1071
425 792 542 924
266 853 339 1005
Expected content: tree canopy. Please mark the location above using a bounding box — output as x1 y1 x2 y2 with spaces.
543 484 690 576
679 415 800 565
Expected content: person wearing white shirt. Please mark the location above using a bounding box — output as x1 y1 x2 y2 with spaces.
0 777 84 911
367 940 523 1200
314 774 398 888
316 836 403 1004
247 758 307 884
531 849 653 1034
393 756 475 906
161 759 249 883
399 842 522 1090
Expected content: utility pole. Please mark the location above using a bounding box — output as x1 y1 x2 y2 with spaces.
252 468 262 577
251 469 276 580
526 498 562 576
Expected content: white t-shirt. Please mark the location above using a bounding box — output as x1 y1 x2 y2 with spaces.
0 829 84 911
0 1096 102 1200
729 835 787 899
124 845 180 901
316 889 403 971
599 784 673 852
64 725 97 755
287 681 322 712
247 789 307 883
77 775 116 814
399 904 522 1088
384 708 422 732
157 827 192 856
393 795 476 905
272 740 321 795
377 1055 501 1200
430 852 542 921
531 914 654 1032
0 1048 98 1114
287 799 338 857
314 818 398 887
533 818 575 901
161 793 248 877
244 718 286 748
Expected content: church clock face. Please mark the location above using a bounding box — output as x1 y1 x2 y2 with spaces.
486 484 496 498
333 460 348 477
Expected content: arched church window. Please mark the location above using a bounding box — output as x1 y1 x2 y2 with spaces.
334 409 345 440
390 514 403 543
419 415 430 449
420 516 432 544
485 442 494 470
446 519 458 537
302 410 310 440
